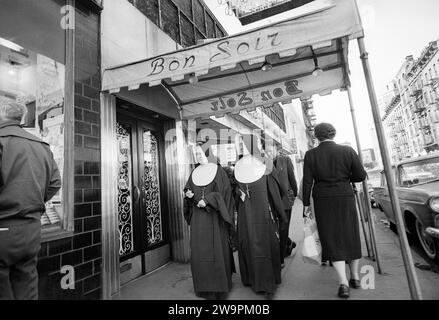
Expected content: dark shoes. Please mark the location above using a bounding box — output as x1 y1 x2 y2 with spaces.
215 292 228 300
321 260 332 266
264 292 274 300
349 279 361 289
338 284 350 298
338 279 360 298
285 241 297 257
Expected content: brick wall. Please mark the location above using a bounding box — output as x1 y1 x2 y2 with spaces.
37 3 102 300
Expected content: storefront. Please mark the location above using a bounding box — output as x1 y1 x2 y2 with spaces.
98 0 364 300
99 0 427 301
0 0 297 300
99 0 244 298
2 0 423 301
0 0 103 299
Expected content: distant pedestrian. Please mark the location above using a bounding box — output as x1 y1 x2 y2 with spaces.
266 143 298 266
0 100 61 300
302 123 367 298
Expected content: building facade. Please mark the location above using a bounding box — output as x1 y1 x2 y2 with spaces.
100 0 304 299
300 99 317 149
381 40 439 163
282 99 314 183
361 148 376 168
1 0 310 300
1 0 103 299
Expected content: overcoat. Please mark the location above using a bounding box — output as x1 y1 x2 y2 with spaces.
235 167 286 295
273 155 298 209
0 121 61 222
184 165 235 295
302 141 367 261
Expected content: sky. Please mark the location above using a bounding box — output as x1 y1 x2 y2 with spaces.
204 0 439 150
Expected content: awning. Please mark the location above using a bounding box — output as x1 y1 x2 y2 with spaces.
102 0 364 120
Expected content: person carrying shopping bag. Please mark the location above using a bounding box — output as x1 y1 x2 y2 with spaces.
302 123 367 299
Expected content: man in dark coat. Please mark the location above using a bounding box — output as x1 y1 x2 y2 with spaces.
0 100 61 300
267 143 298 265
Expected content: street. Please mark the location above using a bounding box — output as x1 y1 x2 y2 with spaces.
115 201 439 300
373 207 439 274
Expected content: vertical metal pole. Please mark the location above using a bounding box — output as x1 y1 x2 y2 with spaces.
347 87 382 271
64 0 75 231
358 37 423 300
101 93 121 299
353 183 373 259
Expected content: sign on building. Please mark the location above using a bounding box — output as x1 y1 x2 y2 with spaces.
362 148 376 164
229 0 317 25
290 138 298 154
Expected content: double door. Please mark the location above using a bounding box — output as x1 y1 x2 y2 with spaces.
116 112 169 284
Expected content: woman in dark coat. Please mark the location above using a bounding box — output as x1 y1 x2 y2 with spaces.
183 145 235 300
302 123 367 298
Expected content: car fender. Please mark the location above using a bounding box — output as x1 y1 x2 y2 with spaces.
400 204 418 234
401 202 433 234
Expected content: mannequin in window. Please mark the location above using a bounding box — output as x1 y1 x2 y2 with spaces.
233 134 286 299
183 143 235 300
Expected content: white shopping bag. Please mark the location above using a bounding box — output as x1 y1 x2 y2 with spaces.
302 216 322 265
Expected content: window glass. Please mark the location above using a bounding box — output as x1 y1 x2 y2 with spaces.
399 157 439 187
0 0 66 229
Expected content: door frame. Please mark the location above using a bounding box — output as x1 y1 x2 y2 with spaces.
114 114 142 263
116 105 171 255
101 93 120 299
101 93 171 299
135 119 170 253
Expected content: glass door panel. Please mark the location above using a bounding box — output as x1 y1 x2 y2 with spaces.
116 122 135 257
142 130 163 246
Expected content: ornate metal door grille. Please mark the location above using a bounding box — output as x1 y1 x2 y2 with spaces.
142 130 163 245
116 122 134 256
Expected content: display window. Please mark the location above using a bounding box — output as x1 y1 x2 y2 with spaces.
0 40 65 228
0 0 72 234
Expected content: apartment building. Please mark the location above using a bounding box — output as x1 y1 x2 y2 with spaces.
381 40 439 163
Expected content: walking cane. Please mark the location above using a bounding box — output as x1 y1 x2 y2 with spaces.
352 183 373 259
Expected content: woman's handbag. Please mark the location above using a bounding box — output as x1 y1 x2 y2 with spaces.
302 207 322 265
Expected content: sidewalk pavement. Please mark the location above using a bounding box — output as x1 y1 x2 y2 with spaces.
114 200 439 300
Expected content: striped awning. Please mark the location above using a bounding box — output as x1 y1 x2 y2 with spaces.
102 0 363 120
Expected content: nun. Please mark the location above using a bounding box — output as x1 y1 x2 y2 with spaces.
233 134 286 299
183 143 235 300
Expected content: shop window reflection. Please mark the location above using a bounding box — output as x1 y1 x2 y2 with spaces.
0 38 65 229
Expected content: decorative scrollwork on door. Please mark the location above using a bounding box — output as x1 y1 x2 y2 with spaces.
116 122 134 256
142 130 163 246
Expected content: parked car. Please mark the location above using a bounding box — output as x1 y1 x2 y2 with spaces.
373 154 439 261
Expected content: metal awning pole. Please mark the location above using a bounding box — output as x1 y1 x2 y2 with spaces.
357 37 423 300
347 87 380 266
353 182 373 259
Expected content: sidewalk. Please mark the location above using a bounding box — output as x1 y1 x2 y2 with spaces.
114 200 439 300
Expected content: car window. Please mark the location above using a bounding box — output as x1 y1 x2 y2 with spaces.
398 157 439 187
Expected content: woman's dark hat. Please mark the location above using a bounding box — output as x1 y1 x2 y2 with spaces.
314 123 336 141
